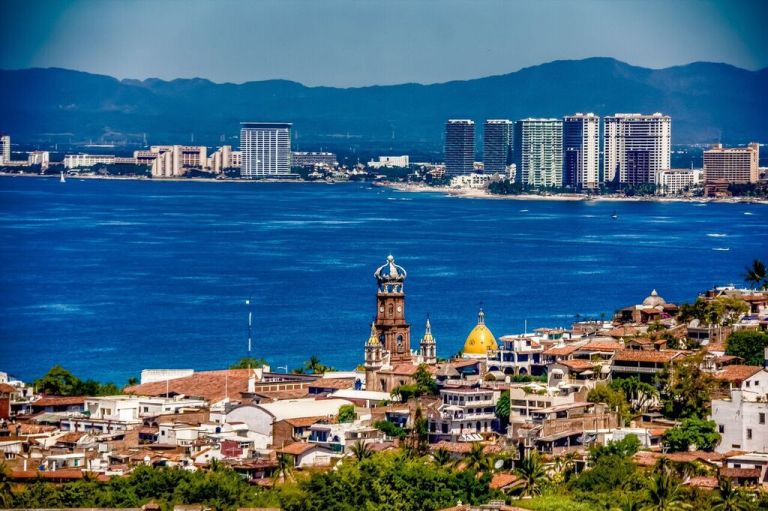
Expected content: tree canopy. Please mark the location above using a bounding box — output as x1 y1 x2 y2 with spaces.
34 365 120 396
726 330 768 366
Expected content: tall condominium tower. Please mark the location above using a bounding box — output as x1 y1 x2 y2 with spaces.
703 143 759 184
444 120 475 176
0 133 10 164
563 113 600 189
483 120 513 173
513 118 563 187
240 122 292 179
603 113 671 185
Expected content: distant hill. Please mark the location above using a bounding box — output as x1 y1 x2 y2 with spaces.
1 57 766 152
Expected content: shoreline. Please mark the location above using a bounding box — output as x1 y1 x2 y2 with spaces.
3 172 766 205
378 182 768 205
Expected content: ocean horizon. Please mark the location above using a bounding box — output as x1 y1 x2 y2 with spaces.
1 177 766 385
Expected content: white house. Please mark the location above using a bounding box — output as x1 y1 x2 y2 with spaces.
712 366 768 453
225 398 353 444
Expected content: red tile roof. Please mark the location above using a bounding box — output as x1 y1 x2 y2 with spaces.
721 467 761 479
579 342 624 352
684 476 718 489
543 345 579 356
559 359 595 371
32 396 86 407
278 442 320 455
714 365 763 384
11 469 84 480
125 369 252 403
490 473 521 489
0 383 16 394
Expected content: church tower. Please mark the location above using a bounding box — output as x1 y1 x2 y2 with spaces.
373 255 412 363
364 322 383 391
420 317 437 365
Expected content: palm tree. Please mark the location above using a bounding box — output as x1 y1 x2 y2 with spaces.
463 442 487 472
744 259 767 290
305 355 325 374
349 440 373 462
274 453 295 483
514 451 548 497
431 447 453 468
0 462 13 509
642 471 690 511
711 477 752 511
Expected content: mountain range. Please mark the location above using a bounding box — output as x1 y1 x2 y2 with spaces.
1 57 766 152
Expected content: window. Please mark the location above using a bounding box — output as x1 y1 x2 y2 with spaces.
747 429 752 440
718 424 724 433
760 413 765 425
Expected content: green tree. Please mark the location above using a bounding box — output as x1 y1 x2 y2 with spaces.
463 442 487 472
431 448 452 468
711 477 753 511
515 451 548 497
611 377 658 413
587 382 631 425
495 390 510 433
589 435 641 463
743 259 768 290
230 357 268 369
274 453 295 483
34 365 81 395
0 462 12 508
726 330 768 366
658 353 715 419
349 440 373 462
662 418 721 452
304 355 334 374
338 404 357 423
373 420 407 440
642 471 690 511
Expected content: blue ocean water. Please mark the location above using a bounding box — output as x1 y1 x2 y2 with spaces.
1 177 766 385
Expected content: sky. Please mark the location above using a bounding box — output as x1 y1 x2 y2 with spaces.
1 0 766 87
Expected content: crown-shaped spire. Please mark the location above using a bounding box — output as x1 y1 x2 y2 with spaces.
367 322 380 346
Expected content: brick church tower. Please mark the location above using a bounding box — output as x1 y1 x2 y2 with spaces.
372 255 412 363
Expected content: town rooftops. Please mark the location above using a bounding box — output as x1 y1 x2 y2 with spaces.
278 442 325 456
125 369 252 403
578 341 625 352
308 378 355 391
613 350 685 364
558 359 595 372
714 365 764 384
543 345 580 356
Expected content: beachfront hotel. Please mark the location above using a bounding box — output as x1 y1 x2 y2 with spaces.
482 120 513 174
563 113 599 190
703 143 760 185
240 122 293 179
513 118 564 187
444 120 475 177
603 113 671 186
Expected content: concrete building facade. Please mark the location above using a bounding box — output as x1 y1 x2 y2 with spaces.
444 120 475 177
604 113 671 185
483 120 513 174
563 113 599 189
513 118 563 187
240 122 292 179
703 143 760 184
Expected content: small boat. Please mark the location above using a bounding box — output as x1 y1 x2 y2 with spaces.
60 171 66 183
610 211 618 219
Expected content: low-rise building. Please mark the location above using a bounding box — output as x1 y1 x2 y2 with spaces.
655 168 703 195
712 365 768 453
428 387 497 442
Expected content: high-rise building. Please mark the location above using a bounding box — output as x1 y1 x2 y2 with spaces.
703 143 759 184
513 118 563 187
483 120 513 173
603 113 671 185
563 113 599 189
444 120 475 177
240 122 292 179
0 133 10 164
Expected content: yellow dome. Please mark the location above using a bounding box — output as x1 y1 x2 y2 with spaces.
462 309 497 356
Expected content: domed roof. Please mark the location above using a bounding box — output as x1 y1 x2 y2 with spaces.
366 322 380 346
421 317 435 344
642 289 666 307
462 309 498 356
374 255 406 283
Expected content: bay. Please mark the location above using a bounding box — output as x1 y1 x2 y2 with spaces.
1 177 766 384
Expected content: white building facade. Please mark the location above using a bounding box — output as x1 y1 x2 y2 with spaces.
240 122 292 178
655 168 703 195
513 118 564 187
712 368 768 453
604 113 671 185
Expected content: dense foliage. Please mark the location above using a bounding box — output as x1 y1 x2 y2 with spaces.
657 353 715 419
391 364 438 402
34 365 121 396
229 357 268 369
726 330 768 366
662 417 721 452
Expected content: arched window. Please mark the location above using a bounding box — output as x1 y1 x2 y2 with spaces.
388 304 394 318
397 335 403 349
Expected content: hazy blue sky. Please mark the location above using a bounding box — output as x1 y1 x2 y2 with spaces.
1 0 766 87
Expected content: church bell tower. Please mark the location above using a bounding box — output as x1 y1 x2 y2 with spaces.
373 255 412 363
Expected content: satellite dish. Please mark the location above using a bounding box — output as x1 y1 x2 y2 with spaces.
494 459 504 470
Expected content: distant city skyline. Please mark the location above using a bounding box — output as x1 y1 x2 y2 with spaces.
1 0 766 87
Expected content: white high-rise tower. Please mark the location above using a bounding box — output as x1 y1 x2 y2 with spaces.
603 113 671 185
